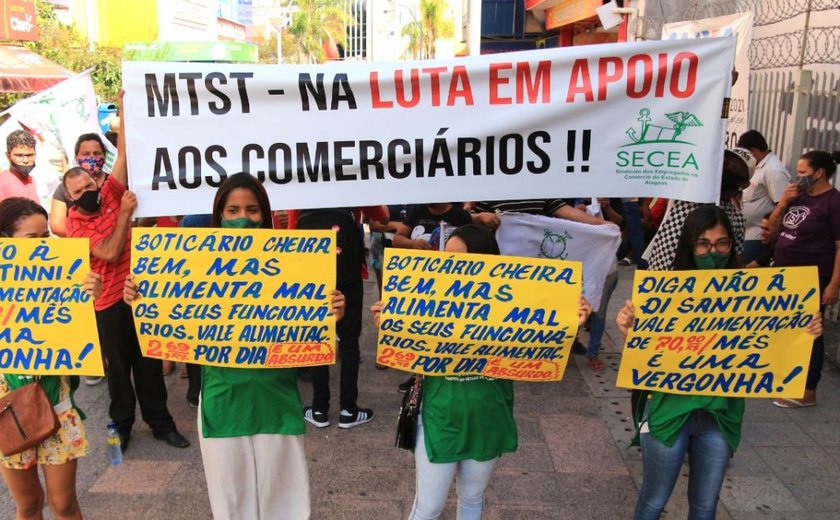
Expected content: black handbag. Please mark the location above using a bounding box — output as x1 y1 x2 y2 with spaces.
395 376 422 450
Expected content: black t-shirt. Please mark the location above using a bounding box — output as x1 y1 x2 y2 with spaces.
296 208 361 288
404 205 472 250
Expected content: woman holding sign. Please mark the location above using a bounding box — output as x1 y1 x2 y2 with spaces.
616 206 824 520
124 172 345 520
371 224 592 520
0 197 102 520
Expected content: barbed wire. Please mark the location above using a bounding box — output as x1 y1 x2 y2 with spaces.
750 27 840 69
638 0 839 41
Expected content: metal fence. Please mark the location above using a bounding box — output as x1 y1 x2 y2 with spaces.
749 69 840 172
637 0 840 168
639 0 838 39
638 0 840 70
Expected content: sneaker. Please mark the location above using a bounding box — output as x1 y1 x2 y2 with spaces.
84 376 104 386
303 406 330 428
338 408 374 429
398 376 416 393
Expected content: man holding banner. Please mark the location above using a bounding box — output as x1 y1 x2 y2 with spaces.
64 104 188 452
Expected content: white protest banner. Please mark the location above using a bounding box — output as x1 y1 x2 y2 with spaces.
495 212 621 310
662 12 752 148
122 37 735 218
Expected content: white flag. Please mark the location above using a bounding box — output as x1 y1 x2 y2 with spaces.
496 212 621 310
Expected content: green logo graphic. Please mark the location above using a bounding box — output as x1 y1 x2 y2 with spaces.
624 108 702 146
539 230 572 259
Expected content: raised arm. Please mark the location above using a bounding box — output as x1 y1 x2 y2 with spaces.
111 91 128 187
91 191 136 262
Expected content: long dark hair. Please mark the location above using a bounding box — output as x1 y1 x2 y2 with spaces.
801 150 837 179
211 172 273 229
0 197 48 237
672 206 738 271
447 224 500 255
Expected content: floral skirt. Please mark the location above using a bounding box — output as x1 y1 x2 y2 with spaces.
0 377 88 469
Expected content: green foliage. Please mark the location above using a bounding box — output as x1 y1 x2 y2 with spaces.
257 30 298 64
402 0 454 60
0 0 122 109
288 0 353 64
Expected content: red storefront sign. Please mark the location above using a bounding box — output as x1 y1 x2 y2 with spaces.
0 45 71 92
1 0 38 41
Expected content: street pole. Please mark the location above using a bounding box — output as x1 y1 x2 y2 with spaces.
277 27 283 64
419 8 424 60
466 0 481 56
275 0 295 64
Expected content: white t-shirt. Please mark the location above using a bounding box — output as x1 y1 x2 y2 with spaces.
741 152 790 240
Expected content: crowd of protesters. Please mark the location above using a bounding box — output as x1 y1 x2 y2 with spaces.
1 93 838 520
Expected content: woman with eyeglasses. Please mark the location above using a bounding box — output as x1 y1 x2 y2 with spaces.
616 205 823 520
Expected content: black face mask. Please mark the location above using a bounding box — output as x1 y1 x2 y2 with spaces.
10 163 34 176
74 189 101 213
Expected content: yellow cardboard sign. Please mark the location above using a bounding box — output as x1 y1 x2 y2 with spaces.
376 249 582 381
617 267 819 397
130 228 336 368
0 238 103 375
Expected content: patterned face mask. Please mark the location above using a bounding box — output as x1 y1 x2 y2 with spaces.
78 156 105 177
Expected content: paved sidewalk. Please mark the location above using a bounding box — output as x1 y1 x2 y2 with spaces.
2 265 838 519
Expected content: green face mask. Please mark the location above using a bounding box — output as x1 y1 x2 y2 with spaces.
221 217 262 229
693 252 730 269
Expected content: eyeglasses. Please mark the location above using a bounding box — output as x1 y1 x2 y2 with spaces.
693 238 732 254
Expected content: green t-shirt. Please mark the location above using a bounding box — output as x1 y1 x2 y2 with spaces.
421 375 517 463
638 391 745 453
200 366 305 438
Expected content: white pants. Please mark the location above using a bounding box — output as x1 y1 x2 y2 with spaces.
198 411 310 520
409 420 498 520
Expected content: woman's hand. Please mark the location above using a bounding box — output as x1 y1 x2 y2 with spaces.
616 300 636 336
369 301 383 327
578 297 592 326
83 272 102 300
472 211 500 230
123 274 139 305
822 283 839 306
413 239 432 250
779 183 800 207
807 313 824 337
330 290 345 321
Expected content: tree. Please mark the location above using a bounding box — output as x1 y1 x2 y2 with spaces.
401 0 454 60
287 0 353 64
0 0 122 109
257 30 297 64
